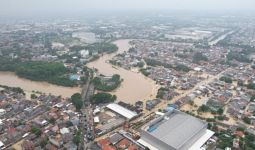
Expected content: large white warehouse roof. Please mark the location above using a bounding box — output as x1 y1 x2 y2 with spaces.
106 103 138 119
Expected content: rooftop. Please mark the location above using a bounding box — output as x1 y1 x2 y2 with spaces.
98 139 111 146
141 110 209 150
102 145 116 150
106 103 138 119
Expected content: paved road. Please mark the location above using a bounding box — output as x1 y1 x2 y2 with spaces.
79 78 95 150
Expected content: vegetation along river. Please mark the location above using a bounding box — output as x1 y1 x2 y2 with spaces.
87 39 159 104
0 39 158 101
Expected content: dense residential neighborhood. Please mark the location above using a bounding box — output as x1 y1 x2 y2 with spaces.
0 11 255 150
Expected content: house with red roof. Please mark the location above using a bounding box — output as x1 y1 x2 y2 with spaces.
102 145 116 150
98 138 111 148
117 139 130 149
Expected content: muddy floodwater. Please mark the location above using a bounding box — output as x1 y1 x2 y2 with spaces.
0 39 158 102
87 39 158 104
0 72 80 98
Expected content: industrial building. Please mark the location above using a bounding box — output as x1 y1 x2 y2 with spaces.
139 109 214 150
106 103 138 120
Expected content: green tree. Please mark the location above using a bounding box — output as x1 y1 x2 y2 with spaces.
219 76 233 83
73 130 81 145
12 87 25 95
80 76 88 84
156 90 165 99
250 95 255 102
217 108 224 115
139 68 150 76
247 83 255 90
31 126 42 136
136 62 145 68
217 115 225 120
243 117 251 124
85 43 118 54
192 52 208 63
92 74 122 91
227 51 251 63
174 64 191 72
91 93 116 104
31 94 37 99
198 105 210 112
71 93 83 111
0 60 77 87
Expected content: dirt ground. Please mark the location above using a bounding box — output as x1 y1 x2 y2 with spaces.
12 139 24 150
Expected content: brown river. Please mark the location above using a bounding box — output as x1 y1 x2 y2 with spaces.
0 72 80 98
0 39 158 102
87 39 158 103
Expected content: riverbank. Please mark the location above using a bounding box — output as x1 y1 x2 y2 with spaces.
87 39 159 104
0 72 80 98
0 60 77 87
0 39 158 101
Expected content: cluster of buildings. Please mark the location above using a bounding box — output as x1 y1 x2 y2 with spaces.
93 102 140 136
97 109 216 150
97 131 141 150
1 15 255 150
110 38 232 97
224 26 255 47
0 87 83 149
0 21 101 88
146 99 161 111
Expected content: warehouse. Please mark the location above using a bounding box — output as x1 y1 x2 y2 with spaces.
106 103 138 120
139 109 214 150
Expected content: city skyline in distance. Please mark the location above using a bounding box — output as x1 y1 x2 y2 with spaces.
1 0 255 18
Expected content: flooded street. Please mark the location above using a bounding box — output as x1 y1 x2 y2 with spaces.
0 72 80 98
87 39 158 104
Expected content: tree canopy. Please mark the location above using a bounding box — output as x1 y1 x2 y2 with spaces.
192 52 208 63
71 93 83 111
219 76 233 83
91 93 116 104
0 60 76 87
227 51 251 63
92 74 122 91
198 104 210 112
144 58 190 72
73 130 82 145
247 83 255 90
85 43 118 54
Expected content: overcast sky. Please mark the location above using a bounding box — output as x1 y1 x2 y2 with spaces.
0 0 254 17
